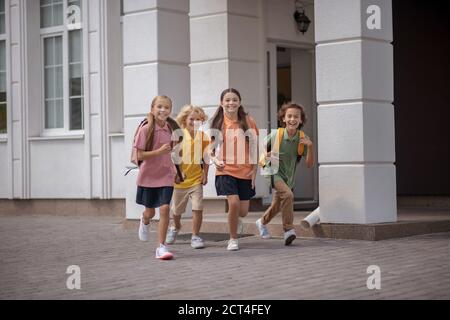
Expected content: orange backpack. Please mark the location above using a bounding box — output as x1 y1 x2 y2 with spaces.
258 128 306 168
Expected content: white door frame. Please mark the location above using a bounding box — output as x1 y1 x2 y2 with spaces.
263 42 318 208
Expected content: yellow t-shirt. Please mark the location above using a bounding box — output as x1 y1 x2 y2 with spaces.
175 128 210 189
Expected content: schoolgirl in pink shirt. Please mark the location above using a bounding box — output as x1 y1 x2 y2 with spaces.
135 95 182 260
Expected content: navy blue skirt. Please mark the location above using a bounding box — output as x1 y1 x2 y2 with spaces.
215 175 255 201
136 186 174 209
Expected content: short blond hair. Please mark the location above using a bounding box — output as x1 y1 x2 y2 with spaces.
176 105 208 128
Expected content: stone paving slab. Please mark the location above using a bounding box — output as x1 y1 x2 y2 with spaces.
0 214 449 300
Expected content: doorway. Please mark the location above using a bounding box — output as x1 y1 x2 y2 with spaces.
266 44 318 209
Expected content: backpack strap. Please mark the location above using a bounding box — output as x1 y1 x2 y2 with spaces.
167 121 185 183
269 128 285 188
298 130 305 156
273 127 284 154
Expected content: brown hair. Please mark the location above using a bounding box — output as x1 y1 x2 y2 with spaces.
145 95 182 150
210 88 249 140
278 102 307 130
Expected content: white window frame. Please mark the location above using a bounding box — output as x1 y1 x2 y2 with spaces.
0 0 6 35
0 29 6 139
40 0 83 136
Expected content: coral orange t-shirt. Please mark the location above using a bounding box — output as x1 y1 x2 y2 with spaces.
216 114 259 180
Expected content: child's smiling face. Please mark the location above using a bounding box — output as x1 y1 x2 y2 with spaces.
152 98 171 122
283 107 302 131
186 111 203 131
221 92 241 116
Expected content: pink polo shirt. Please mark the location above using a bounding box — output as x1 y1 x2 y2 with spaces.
134 122 175 188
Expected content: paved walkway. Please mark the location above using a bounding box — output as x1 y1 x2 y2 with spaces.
0 214 449 300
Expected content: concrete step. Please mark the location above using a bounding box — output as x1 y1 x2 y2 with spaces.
123 208 450 241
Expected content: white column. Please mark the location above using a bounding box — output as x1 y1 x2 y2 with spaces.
86 0 124 199
9 0 26 198
122 0 190 219
190 0 266 199
315 0 396 224
86 0 110 199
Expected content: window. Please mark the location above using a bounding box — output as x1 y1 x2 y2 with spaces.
44 36 63 128
40 0 84 133
40 0 63 28
0 0 6 135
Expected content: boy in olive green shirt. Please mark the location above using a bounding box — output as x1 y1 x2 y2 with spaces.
256 102 314 245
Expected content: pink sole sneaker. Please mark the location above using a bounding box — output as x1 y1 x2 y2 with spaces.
156 252 174 260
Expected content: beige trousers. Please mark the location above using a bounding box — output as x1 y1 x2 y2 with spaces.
261 179 294 231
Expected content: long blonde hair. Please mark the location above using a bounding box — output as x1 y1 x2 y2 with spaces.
145 95 181 150
176 105 208 129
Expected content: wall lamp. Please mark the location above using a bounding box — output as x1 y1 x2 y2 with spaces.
293 0 311 35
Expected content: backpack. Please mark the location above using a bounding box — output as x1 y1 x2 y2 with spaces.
258 127 306 188
130 118 149 167
125 117 184 183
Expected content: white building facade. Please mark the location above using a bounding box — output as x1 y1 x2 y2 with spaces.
0 0 396 225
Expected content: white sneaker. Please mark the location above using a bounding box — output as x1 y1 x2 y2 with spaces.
227 238 239 251
256 218 271 239
284 229 297 246
165 226 179 245
155 244 174 260
138 218 149 242
237 218 244 235
191 235 205 249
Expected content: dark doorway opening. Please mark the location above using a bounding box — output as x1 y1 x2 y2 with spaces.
393 0 450 195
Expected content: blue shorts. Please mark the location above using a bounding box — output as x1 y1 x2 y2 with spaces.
136 186 174 209
215 175 255 201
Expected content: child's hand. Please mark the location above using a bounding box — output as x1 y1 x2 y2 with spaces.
251 171 256 189
157 143 172 155
214 158 225 171
202 172 208 185
174 172 186 184
300 136 313 148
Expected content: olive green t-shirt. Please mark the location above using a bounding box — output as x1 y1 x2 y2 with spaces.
264 129 308 189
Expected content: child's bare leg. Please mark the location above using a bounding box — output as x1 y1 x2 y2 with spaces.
227 195 240 239
158 205 170 245
238 200 250 218
143 208 155 224
192 210 203 236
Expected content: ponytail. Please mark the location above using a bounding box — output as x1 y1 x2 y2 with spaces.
209 107 224 141
145 114 183 151
145 113 155 151
166 117 183 144
237 106 249 133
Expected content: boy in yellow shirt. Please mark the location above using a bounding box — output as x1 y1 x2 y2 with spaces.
166 105 210 249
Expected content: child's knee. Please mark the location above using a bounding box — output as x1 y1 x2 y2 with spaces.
228 200 240 212
193 210 203 216
144 208 155 219
286 191 294 201
159 205 170 215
